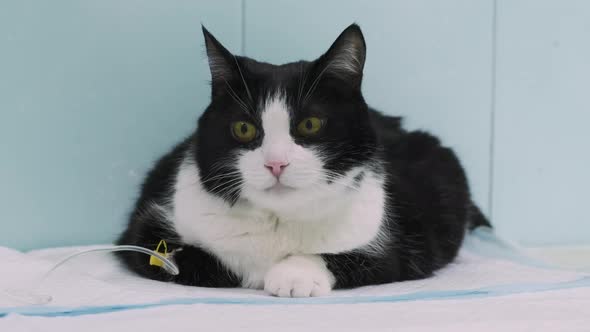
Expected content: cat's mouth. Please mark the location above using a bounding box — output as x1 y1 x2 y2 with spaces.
264 182 296 194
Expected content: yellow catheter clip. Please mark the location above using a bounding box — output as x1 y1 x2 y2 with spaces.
149 240 169 268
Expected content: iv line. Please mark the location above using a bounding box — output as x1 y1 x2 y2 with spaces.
3 245 179 305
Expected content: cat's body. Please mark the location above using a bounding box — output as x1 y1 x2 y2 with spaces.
116 24 490 297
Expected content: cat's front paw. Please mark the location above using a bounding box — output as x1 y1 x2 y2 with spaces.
264 255 334 297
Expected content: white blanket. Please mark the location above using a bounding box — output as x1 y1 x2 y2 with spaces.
1 229 589 331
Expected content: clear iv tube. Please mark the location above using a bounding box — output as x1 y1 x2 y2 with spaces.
44 245 179 277
3 245 179 305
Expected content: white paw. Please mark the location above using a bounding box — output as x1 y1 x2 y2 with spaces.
264 255 334 298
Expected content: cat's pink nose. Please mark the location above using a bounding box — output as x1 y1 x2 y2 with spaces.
264 160 289 177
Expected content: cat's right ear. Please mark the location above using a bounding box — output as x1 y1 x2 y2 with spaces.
315 24 366 89
202 26 235 95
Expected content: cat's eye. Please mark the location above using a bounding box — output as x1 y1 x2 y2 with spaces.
231 121 257 143
297 117 324 137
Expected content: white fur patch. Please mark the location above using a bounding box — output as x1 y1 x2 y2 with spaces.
171 93 388 294
238 94 324 194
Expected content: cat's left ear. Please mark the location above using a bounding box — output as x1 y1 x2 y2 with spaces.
317 24 366 87
202 26 237 96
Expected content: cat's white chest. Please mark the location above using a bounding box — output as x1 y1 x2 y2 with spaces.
171 162 387 288
173 202 306 287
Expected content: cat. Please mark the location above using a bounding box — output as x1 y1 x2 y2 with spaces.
116 23 490 297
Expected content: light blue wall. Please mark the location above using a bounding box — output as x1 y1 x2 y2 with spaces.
1 1 588 250
492 0 590 245
0 1 242 250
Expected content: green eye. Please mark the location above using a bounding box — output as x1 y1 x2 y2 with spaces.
231 121 257 143
297 117 324 136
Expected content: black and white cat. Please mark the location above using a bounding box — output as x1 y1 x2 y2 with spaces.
116 24 490 297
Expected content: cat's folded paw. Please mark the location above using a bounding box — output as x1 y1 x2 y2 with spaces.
264 255 334 297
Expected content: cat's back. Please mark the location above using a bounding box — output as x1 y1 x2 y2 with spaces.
368 108 461 170
369 108 472 276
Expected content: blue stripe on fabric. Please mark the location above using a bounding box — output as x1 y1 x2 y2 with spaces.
1 276 589 317
1 229 588 318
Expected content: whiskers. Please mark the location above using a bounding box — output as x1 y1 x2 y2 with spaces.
299 60 351 107
200 170 242 186
287 166 363 194
208 176 245 203
224 79 253 115
301 64 330 106
233 55 254 105
174 155 247 205
223 56 257 120
297 62 310 106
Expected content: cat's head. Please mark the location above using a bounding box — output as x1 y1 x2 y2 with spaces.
194 24 377 212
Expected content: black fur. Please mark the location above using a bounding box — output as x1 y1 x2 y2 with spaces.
325 116 479 288
116 24 490 290
116 138 240 286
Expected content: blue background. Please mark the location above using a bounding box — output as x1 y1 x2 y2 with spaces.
1 0 588 250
